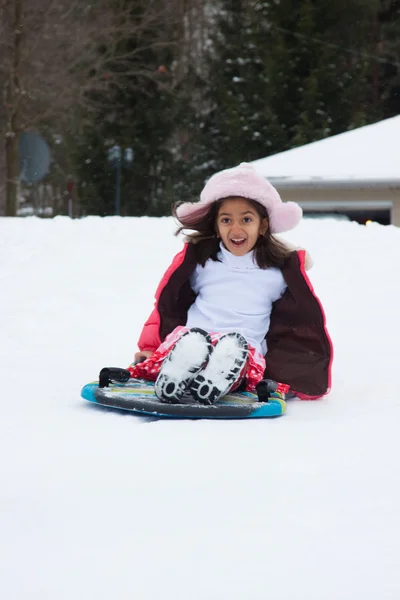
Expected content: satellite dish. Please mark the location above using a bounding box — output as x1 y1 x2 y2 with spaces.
19 131 51 184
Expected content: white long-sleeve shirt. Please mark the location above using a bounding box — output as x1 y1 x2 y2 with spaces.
185 243 287 355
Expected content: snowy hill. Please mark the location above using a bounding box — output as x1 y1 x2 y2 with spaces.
1 216 400 600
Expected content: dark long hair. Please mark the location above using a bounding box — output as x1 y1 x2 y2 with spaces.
172 198 292 269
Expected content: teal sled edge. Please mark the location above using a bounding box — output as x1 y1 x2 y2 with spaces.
80 383 284 419
81 383 98 403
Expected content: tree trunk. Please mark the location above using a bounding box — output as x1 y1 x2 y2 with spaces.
5 134 19 216
5 0 23 216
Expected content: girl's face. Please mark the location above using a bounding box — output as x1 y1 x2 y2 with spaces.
216 197 267 256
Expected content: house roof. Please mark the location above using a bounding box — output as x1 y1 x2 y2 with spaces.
250 115 400 185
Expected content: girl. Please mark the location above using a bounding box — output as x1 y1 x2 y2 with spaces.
128 163 333 404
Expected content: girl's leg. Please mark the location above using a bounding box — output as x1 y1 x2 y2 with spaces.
244 348 290 400
190 332 249 404
242 346 267 392
127 326 190 382
154 328 213 402
189 333 265 400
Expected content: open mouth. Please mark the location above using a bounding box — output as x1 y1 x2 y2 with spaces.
230 238 246 247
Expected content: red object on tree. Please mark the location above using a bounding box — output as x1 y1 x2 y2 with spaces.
67 180 74 193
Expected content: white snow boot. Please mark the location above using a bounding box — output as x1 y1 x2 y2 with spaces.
155 328 212 403
190 332 249 404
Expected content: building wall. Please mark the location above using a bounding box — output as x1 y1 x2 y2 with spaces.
392 197 400 227
276 186 400 226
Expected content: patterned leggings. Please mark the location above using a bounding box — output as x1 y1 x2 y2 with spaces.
128 326 267 393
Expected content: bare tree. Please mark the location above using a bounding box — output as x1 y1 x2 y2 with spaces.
0 0 178 216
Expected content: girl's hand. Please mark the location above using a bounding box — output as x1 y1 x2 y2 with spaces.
134 350 154 364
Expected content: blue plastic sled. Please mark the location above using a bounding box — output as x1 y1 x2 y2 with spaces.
81 377 286 419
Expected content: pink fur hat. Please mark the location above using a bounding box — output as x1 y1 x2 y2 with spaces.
176 162 302 233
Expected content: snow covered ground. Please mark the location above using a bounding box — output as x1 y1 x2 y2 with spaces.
1 215 400 599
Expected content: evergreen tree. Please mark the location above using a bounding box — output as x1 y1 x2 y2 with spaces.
376 0 400 117
195 0 288 174
197 0 378 173
73 0 400 216
75 0 196 216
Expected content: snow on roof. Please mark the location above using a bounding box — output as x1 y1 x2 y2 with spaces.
250 115 400 183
